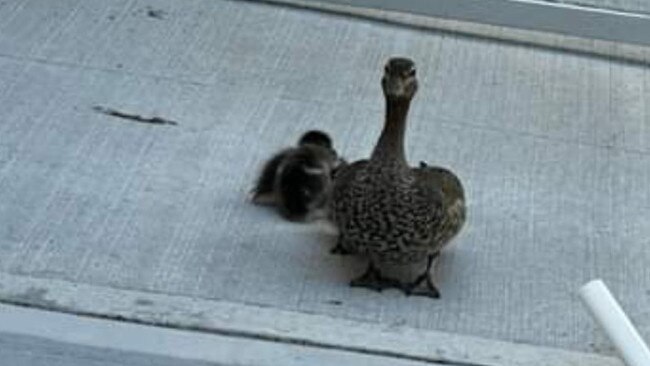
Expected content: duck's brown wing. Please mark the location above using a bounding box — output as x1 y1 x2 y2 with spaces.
414 162 465 206
411 166 445 238
413 162 466 250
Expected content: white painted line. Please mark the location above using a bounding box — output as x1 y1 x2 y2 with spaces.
580 280 650 366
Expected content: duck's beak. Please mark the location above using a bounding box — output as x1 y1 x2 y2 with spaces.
383 75 406 98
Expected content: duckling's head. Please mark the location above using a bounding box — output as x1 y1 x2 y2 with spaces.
382 57 418 101
298 130 332 149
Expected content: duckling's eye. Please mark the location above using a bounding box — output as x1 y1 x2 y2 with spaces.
408 68 416 77
384 65 390 74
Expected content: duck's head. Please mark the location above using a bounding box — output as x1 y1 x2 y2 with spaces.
382 57 418 101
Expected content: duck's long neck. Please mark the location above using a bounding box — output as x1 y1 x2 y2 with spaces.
371 97 411 164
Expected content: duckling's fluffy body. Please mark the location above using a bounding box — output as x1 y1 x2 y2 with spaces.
252 130 342 221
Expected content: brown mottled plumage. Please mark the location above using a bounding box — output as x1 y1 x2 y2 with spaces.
331 58 466 298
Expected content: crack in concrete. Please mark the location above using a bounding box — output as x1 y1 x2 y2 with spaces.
92 105 179 126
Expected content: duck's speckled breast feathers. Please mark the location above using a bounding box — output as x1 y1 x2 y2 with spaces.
332 160 446 262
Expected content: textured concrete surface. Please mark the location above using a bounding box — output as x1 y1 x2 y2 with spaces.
0 303 444 366
265 0 650 64
0 276 624 366
0 333 217 366
0 0 649 357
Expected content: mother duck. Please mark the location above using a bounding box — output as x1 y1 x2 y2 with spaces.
331 57 466 299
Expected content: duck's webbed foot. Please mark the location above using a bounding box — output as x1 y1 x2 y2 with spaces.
350 262 400 292
404 274 441 299
403 253 441 299
330 244 352 255
330 237 353 255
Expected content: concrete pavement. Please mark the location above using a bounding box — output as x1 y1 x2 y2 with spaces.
0 0 648 363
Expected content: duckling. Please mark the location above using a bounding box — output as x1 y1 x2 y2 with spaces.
251 130 342 221
331 58 466 298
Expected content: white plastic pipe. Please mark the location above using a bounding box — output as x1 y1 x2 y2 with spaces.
579 279 650 366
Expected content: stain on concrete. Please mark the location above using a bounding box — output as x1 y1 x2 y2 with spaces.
144 6 167 19
135 298 154 306
190 311 207 321
10 288 59 308
325 300 343 305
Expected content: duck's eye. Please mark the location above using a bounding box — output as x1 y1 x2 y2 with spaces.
408 68 416 77
384 65 390 74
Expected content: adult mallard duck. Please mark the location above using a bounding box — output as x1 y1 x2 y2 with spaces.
331 58 466 298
